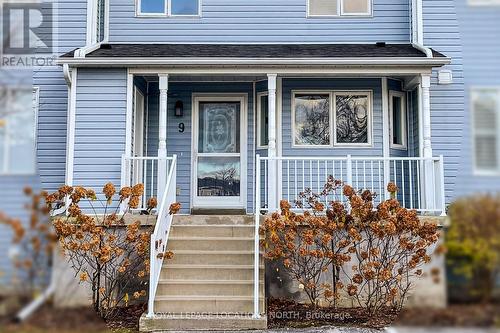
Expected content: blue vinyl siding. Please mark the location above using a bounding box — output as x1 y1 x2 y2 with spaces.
109 0 410 44
34 0 88 192
453 0 500 197
0 176 41 287
423 0 466 204
73 69 127 198
145 82 255 214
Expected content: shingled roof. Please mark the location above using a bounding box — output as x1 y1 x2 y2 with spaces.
61 43 447 59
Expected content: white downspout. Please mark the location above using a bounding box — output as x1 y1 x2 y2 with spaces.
411 0 433 58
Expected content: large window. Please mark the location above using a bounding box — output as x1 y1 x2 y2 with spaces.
389 91 407 149
308 0 372 17
334 91 372 146
138 0 200 16
0 87 37 174
293 93 331 147
292 90 372 147
471 88 500 174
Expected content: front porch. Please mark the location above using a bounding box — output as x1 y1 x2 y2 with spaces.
120 74 445 217
59 43 452 329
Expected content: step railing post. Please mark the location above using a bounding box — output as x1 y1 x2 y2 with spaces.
439 155 446 216
346 155 353 186
253 154 261 319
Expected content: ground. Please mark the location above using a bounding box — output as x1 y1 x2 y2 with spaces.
1 301 499 332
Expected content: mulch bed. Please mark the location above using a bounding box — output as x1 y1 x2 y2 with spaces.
395 303 500 327
267 298 399 329
0 301 146 333
106 303 146 331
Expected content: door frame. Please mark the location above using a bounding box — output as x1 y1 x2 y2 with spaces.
190 93 248 210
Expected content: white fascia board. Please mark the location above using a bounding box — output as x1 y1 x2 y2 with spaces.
57 57 451 67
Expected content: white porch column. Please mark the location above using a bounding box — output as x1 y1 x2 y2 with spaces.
421 74 435 211
381 78 391 199
267 74 278 212
157 74 169 201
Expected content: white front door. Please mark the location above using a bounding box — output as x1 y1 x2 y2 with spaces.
192 94 247 209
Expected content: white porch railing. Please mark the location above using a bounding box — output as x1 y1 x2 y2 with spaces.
256 155 446 215
146 154 177 317
121 155 174 211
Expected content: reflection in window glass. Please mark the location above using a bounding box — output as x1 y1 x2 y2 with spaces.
0 88 36 174
259 95 269 147
197 157 241 197
198 102 240 154
309 0 339 16
294 94 330 146
336 93 370 144
392 96 403 146
140 0 165 14
171 0 199 15
342 0 370 14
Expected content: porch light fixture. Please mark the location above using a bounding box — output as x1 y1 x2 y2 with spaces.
175 100 184 117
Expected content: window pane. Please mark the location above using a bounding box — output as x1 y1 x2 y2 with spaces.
342 0 370 14
260 95 269 146
171 0 199 15
475 136 498 170
309 0 339 15
197 157 240 197
392 96 403 145
336 94 369 144
198 102 240 153
140 0 165 14
472 89 498 171
294 94 330 146
0 88 35 174
473 90 497 131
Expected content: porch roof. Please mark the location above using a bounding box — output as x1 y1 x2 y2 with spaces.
58 43 450 69
62 43 446 59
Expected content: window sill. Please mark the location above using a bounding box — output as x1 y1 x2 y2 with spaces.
135 14 202 18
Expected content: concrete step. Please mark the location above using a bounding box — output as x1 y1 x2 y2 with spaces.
156 279 265 297
166 250 260 266
140 313 267 331
160 265 264 281
173 215 254 225
167 237 254 251
169 225 254 238
154 296 266 314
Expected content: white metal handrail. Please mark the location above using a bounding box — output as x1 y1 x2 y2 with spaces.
256 155 446 216
147 154 177 318
121 155 173 211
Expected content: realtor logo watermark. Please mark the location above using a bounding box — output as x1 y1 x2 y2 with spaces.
1 1 57 67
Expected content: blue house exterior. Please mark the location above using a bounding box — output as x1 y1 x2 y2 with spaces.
0 0 474 327
0 68 40 290
454 0 500 197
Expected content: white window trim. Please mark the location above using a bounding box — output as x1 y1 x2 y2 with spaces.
333 90 373 148
468 0 500 6
389 90 408 150
291 90 333 148
307 0 373 18
136 0 202 17
257 91 269 149
471 87 500 176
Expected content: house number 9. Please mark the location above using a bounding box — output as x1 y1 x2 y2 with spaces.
178 123 185 133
